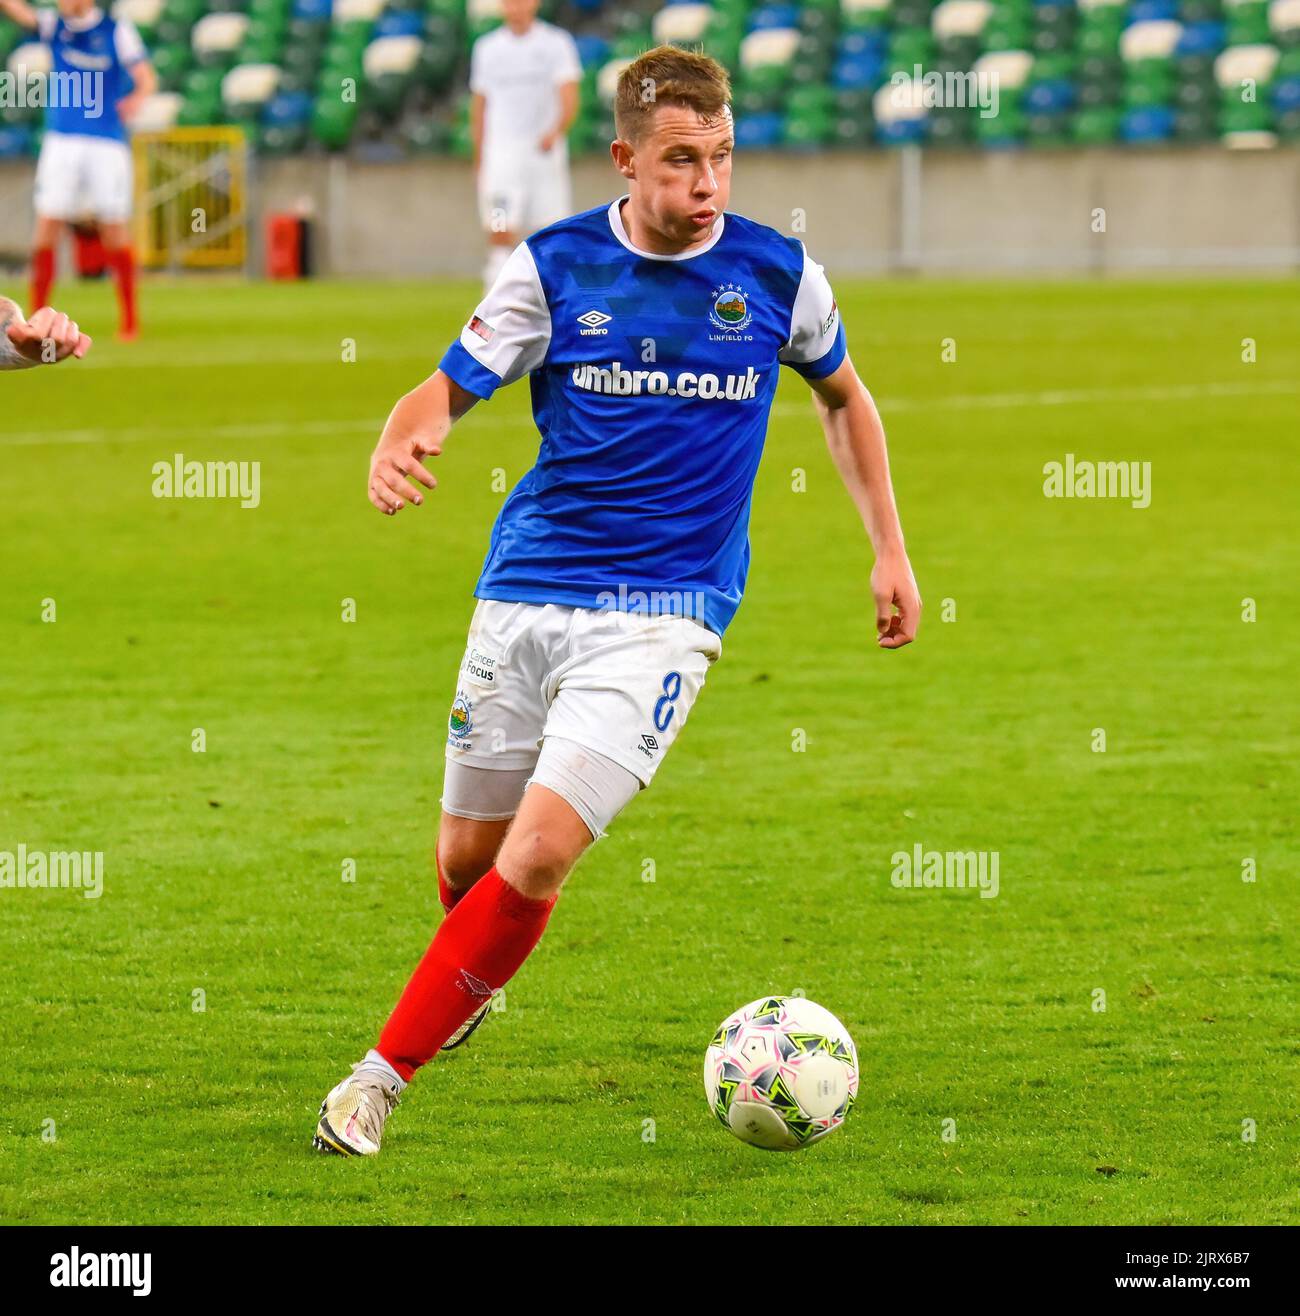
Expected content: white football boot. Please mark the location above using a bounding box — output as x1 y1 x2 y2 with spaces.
312 1066 401 1157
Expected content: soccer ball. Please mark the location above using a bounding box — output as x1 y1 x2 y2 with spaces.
704 995 859 1151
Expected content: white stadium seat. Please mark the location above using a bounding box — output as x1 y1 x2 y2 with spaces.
335 0 388 23
7 41 51 78
841 0 891 19
192 13 250 61
973 49 1034 91
652 4 713 46
222 63 281 108
932 0 994 41
597 56 634 105
738 28 801 73
112 0 165 29
1214 42 1281 88
1269 0 1300 37
362 35 423 81
874 76 930 123
129 91 183 132
1119 20 1183 62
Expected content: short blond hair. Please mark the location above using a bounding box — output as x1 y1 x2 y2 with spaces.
614 45 732 143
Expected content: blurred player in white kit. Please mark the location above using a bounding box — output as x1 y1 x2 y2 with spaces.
469 0 581 289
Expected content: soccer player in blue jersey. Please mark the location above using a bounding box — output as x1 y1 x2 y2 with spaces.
0 0 156 339
314 46 921 1157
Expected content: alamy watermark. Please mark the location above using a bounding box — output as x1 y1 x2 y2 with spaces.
1043 454 1151 508
594 582 708 621
889 67 1000 119
1 845 103 898
891 844 1000 899
0 70 103 118
152 453 261 508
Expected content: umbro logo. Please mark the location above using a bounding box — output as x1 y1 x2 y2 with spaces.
639 734 659 755
577 309 612 336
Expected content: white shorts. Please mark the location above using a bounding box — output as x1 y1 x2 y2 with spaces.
34 132 132 223
477 148 571 236
445 599 722 790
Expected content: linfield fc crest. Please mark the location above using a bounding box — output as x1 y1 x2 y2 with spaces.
448 691 473 741
709 283 753 333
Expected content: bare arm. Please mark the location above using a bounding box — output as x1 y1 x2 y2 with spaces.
0 0 39 31
118 59 158 119
470 92 485 171
368 370 479 515
809 355 921 648
540 82 579 152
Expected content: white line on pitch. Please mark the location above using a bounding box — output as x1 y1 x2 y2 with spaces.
3 378 1294 447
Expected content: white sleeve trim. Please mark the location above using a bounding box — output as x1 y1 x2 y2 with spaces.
553 30 583 84
457 241 551 387
114 18 148 67
779 243 840 366
35 10 57 42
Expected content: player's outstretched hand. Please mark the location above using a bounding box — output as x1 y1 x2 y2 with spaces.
871 549 921 650
6 305 92 365
368 430 440 515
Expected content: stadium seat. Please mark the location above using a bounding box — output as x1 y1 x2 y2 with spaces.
933 0 995 41
1214 39 1280 85
1175 19 1227 53
1120 20 1185 62
596 57 634 104
651 3 713 46
873 73 930 144
1129 0 1180 22
1120 102 1175 136
363 32 421 116
335 0 385 21
734 109 784 145
117 0 169 33
1271 0 1300 42
223 61 281 109
841 0 892 32
131 90 185 131
193 12 251 66
973 48 1035 92
1073 102 1122 138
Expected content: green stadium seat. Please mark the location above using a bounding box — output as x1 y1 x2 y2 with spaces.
1072 103 1121 140
312 94 358 149
840 0 892 34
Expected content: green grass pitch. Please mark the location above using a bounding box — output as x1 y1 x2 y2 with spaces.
1 274 1296 1225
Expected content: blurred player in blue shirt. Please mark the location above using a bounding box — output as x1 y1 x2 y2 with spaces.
0 0 156 338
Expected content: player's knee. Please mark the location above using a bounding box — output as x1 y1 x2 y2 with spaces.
436 829 500 890
495 828 573 899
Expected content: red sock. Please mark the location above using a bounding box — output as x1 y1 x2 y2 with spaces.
31 247 54 313
106 246 137 335
378 868 556 1081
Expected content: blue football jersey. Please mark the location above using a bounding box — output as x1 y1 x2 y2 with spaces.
438 198 846 636
36 8 146 142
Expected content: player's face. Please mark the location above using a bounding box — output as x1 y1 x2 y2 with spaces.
617 106 734 251
501 0 539 31
57 0 95 17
